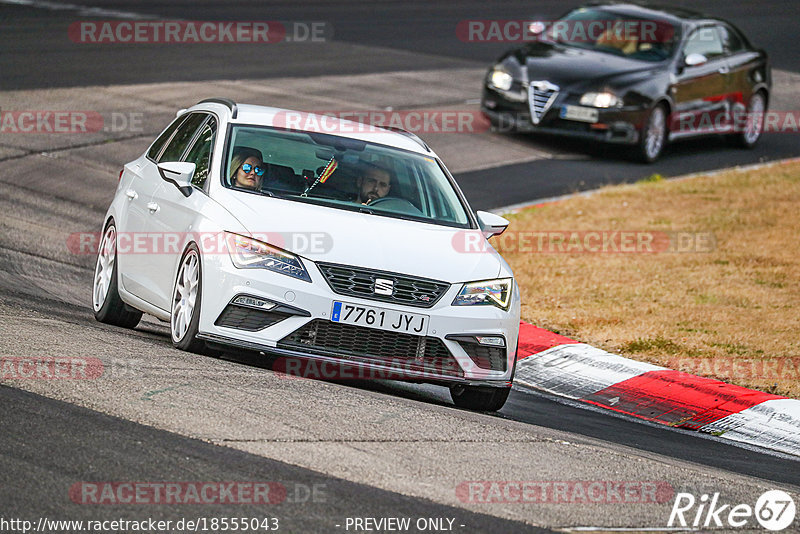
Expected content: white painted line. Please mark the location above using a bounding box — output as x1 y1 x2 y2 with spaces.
515 343 663 400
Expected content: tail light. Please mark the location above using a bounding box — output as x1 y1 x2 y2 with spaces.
118 169 124 182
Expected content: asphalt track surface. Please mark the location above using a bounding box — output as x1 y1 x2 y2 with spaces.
2 0 800 531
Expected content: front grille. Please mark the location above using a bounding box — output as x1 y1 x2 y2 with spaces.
457 341 507 372
317 263 449 309
215 305 288 331
528 81 559 124
278 319 463 377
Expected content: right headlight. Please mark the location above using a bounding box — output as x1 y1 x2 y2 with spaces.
489 68 514 91
452 278 513 311
225 232 311 282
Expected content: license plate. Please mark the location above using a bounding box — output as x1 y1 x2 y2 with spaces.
330 301 429 336
560 105 599 123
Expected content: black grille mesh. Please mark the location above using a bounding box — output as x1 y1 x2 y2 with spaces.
279 319 463 377
457 342 507 372
215 305 287 331
317 263 449 308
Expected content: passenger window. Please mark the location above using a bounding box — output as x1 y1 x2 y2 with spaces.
184 117 216 189
684 27 725 59
718 24 744 54
147 116 186 161
159 113 206 163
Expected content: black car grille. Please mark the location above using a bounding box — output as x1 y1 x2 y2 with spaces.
278 320 463 378
457 341 507 372
528 81 559 124
215 305 288 331
317 263 449 309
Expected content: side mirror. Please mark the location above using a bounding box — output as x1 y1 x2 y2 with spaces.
157 161 196 197
684 53 707 67
476 210 509 238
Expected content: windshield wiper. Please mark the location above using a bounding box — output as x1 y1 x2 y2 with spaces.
358 207 374 214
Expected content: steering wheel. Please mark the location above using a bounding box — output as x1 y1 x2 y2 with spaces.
366 196 423 215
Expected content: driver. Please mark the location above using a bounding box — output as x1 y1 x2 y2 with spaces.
357 162 392 204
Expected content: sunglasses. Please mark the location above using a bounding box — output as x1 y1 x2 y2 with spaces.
241 163 265 176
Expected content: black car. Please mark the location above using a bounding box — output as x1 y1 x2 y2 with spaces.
481 2 771 162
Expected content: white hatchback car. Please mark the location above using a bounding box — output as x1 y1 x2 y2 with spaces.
93 98 520 411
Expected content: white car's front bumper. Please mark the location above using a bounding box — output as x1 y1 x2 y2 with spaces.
197 253 520 387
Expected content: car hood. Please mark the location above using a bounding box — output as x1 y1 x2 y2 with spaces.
219 192 506 283
511 43 659 91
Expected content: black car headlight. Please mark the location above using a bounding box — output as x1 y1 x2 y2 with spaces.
452 278 513 311
225 232 311 282
489 68 514 91
580 92 622 108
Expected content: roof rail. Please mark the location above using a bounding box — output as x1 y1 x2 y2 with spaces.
198 98 238 119
378 125 431 152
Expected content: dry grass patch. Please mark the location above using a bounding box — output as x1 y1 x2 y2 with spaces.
497 161 800 397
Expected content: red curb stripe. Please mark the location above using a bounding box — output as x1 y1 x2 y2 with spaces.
581 370 784 430
517 321 577 360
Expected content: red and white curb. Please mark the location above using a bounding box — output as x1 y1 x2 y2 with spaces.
514 322 800 457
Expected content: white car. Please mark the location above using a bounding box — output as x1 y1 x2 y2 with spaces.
92 98 520 411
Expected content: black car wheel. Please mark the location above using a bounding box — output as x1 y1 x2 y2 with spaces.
732 91 766 149
450 345 517 412
635 104 668 163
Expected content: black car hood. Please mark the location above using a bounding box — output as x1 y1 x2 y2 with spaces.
512 43 660 91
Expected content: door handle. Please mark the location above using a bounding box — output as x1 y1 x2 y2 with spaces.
147 202 160 213
125 189 138 200
718 65 730 74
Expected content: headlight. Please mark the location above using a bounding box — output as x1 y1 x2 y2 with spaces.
452 278 513 311
489 68 514 91
580 92 621 108
225 232 311 282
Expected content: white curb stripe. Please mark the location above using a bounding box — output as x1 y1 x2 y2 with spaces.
700 399 800 456
515 343 664 400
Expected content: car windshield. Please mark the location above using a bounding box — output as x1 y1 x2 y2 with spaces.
543 7 679 62
223 125 472 228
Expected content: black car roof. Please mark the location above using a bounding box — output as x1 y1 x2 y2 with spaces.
584 1 715 25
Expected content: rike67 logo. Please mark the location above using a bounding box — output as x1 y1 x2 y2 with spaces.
668 490 796 531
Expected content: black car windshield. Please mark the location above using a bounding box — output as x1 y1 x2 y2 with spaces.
543 7 679 62
223 125 472 228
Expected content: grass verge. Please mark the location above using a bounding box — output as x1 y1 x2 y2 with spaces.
496 160 800 397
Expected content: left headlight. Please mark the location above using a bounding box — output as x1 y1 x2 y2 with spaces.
452 278 513 311
225 232 311 282
489 68 514 91
580 91 621 108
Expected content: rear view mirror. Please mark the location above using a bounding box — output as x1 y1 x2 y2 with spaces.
477 210 509 238
158 161 196 197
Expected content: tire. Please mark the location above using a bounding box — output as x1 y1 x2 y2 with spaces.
92 222 142 329
450 384 512 411
731 91 766 149
450 346 517 412
635 103 668 163
170 244 206 353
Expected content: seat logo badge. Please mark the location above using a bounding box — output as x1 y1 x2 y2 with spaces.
374 278 394 295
